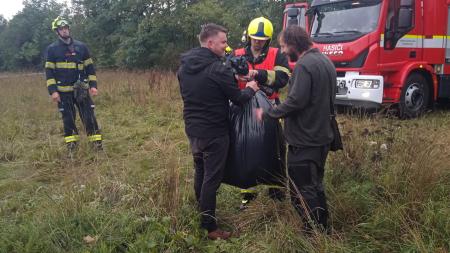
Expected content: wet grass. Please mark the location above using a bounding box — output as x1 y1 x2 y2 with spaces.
0 71 449 252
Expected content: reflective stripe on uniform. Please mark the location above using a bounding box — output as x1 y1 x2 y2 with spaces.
55 62 84 70
55 62 77 69
240 188 256 194
88 75 97 81
45 62 56 69
274 65 291 76
266 70 276 85
57 85 74 92
65 135 80 143
267 185 284 189
88 134 102 142
84 58 94 66
47 79 56 86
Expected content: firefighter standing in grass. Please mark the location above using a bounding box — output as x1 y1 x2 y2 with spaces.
45 17 102 152
233 17 291 209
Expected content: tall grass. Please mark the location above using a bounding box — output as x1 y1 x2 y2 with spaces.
0 71 449 252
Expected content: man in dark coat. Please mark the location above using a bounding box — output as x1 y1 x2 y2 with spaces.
178 23 259 240
256 25 336 232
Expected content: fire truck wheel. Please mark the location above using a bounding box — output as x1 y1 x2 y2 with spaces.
399 73 430 119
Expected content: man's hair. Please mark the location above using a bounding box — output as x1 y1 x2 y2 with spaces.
198 23 228 43
279 26 312 54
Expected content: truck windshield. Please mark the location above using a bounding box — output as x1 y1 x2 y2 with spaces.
311 0 382 41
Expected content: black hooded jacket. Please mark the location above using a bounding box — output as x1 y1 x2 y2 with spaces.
178 47 255 138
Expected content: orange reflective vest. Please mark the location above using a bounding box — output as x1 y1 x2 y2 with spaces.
234 47 279 100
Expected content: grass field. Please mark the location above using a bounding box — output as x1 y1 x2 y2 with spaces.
0 71 449 253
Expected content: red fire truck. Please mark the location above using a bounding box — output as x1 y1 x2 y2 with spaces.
284 0 450 118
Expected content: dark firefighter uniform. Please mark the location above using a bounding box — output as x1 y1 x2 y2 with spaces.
45 39 102 145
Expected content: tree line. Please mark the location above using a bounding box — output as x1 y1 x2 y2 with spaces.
0 0 309 71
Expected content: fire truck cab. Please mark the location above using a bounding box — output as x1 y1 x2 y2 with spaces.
287 0 450 118
283 2 310 69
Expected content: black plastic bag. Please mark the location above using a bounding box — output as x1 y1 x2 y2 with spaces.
223 91 285 189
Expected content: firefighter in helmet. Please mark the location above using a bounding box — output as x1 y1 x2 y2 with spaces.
234 17 290 209
45 17 102 153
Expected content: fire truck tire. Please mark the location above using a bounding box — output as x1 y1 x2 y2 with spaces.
399 73 430 119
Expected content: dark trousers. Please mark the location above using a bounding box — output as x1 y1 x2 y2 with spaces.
287 145 329 231
58 93 101 143
188 135 229 232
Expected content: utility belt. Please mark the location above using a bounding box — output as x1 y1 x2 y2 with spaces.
56 78 88 92
57 80 90 103
57 85 74 92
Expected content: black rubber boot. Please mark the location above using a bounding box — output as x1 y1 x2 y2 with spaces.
239 191 257 210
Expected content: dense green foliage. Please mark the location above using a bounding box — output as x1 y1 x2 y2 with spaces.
0 0 310 71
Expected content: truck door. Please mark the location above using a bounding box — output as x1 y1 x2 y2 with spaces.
380 0 423 69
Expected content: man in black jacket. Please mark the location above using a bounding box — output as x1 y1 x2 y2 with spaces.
256 26 336 232
178 23 259 240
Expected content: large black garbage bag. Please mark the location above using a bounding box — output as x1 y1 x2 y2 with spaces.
223 91 285 189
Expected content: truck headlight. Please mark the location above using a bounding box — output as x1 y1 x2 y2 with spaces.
354 79 380 89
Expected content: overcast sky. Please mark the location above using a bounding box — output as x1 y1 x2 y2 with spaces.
1 0 69 20
1 0 25 20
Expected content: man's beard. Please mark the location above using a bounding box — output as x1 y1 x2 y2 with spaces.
59 34 70 40
288 52 299 62
58 34 72 44
253 45 262 51
57 30 71 40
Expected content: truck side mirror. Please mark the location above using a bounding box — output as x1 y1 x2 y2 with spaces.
286 8 300 27
399 0 413 30
400 0 413 6
398 8 412 29
287 8 299 18
286 7 302 26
